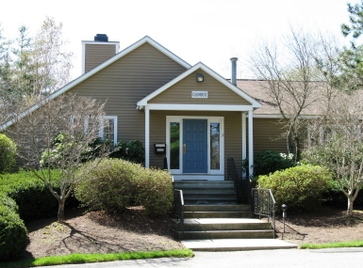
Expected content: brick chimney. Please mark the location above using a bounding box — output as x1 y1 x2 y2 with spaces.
81 34 120 74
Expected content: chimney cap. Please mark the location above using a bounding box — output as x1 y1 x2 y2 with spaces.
94 34 108 42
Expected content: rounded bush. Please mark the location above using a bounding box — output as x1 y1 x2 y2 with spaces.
0 134 17 173
75 158 173 216
75 158 138 213
0 194 29 262
135 168 173 216
257 164 332 211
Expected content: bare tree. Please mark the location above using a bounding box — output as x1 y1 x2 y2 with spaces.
9 94 110 221
0 18 73 126
32 17 73 95
303 90 363 216
249 27 341 160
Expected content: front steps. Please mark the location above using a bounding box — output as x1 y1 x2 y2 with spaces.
174 181 237 205
173 180 276 244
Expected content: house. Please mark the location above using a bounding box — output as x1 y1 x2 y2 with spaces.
1 35 295 181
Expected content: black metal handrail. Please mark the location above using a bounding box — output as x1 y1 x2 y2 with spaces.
172 189 184 233
251 188 276 238
227 158 246 203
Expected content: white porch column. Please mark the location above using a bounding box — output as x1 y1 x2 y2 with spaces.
248 110 254 177
241 112 247 176
145 107 150 168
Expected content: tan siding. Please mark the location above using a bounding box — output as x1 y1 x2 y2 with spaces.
149 70 250 105
149 111 243 178
85 44 117 72
70 43 187 145
253 118 288 153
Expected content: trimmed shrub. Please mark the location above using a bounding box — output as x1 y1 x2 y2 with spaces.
75 158 139 213
253 150 295 177
0 134 17 173
136 168 174 216
75 158 173 216
257 164 333 212
0 170 70 221
0 194 29 262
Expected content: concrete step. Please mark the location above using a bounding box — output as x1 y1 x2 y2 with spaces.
182 204 252 217
183 197 238 205
179 229 274 240
179 218 272 231
174 181 235 188
183 210 252 218
181 239 298 251
178 218 274 240
183 204 250 211
182 189 236 195
174 180 238 204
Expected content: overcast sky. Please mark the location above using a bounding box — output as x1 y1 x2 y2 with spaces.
0 0 355 80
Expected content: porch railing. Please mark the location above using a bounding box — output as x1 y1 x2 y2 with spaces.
172 189 184 233
251 188 276 238
227 158 247 203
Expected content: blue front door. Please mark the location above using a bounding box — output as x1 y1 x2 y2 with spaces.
183 119 208 173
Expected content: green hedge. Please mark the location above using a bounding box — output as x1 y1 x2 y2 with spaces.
0 171 60 221
0 193 29 262
0 134 17 173
75 158 173 216
257 164 333 211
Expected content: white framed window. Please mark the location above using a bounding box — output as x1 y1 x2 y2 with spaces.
99 116 118 145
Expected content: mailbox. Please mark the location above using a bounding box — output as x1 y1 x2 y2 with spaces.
154 143 166 154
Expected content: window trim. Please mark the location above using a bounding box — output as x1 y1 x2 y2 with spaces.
99 116 118 145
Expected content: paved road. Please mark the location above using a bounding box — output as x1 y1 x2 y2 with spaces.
45 248 363 268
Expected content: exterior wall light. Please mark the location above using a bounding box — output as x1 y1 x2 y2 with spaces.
196 73 204 82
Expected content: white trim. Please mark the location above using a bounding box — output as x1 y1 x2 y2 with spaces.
242 112 247 159
144 104 254 111
248 110 254 177
166 116 224 178
242 112 247 175
99 116 118 145
145 108 150 168
137 62 261 109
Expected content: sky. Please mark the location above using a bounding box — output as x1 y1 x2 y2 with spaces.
0 0 356 80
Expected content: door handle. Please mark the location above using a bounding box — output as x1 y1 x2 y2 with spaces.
183 144 187 154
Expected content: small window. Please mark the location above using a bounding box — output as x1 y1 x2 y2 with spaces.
99 116 117 145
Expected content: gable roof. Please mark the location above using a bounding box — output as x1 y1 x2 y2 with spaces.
0 36 192 131
137 62 261 110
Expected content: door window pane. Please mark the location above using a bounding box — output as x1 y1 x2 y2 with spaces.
210 122 220 169
170 122 180 169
